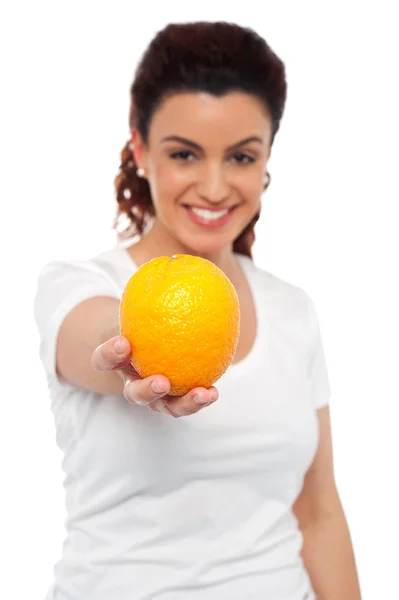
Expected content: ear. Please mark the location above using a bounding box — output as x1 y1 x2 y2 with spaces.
130 128 148 171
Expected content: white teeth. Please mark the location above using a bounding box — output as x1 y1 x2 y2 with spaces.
190 207 229 220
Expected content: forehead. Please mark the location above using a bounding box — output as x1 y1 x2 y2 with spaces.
148 91 272 146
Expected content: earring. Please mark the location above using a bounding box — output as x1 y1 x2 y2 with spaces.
263 172 271 190
137 168 145 178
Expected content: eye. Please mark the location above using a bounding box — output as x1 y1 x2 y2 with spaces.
232 152 256 165
169 150 196 161
169 150 256 164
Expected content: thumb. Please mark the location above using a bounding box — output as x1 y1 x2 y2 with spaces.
91 335 132 372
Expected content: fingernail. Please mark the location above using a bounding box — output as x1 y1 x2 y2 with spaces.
210 392 218 403
151 381 167 394
134 397 147 406
114 338 125 354
194 394 210 405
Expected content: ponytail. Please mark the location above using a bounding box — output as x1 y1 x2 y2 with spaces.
233 212 261 259
113 140 154 238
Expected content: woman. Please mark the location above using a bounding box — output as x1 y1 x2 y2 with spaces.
34 21 361 600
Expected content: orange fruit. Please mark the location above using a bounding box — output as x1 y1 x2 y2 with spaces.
119 254 240 396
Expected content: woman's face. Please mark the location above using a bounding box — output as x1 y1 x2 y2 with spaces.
132 91 272 255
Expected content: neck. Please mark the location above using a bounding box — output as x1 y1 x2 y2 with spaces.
127 219 239 276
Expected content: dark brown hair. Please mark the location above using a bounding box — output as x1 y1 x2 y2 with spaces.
114 21 287 258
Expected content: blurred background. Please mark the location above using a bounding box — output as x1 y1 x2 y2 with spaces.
0 2 398 598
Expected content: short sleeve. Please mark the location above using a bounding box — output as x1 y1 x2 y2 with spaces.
33 259 121 379
306 295 331 409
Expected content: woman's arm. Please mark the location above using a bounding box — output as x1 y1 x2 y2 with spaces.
292 406 362 599
56 296 218 416
56 296 124 394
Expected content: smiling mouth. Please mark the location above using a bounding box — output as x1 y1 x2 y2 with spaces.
183 205 237 218
182 204 238 228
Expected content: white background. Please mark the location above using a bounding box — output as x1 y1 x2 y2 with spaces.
1 2 398 599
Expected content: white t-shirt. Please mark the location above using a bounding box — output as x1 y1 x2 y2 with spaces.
34 244 331 600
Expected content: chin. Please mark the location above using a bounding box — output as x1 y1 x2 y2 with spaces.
177 231 236 257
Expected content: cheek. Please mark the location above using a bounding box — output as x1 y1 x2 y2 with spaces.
237 178 263 208
153 165 189 205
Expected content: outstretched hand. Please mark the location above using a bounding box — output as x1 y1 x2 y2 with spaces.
91 335 218 418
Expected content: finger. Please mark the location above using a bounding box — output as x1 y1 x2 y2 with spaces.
150 386 219 418
124 374 171 406
91 336 132 372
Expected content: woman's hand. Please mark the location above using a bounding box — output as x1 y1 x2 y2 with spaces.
91 335 218 418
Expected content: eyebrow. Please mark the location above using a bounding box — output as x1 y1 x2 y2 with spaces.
160 135 263 151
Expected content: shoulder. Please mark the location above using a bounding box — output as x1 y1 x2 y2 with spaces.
36 244 134 292
237 253 312 317
33 245 136 332
33 245 134 354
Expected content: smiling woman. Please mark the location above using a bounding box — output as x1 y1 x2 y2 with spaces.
127 90 272 253
162 132 264 228
33 19 361 600
114 21 284 260
166 133 260 219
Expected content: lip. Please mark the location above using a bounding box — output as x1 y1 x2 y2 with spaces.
182 204 238 229
182 204 238 212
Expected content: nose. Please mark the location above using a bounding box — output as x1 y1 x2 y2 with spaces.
196 164 230 205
